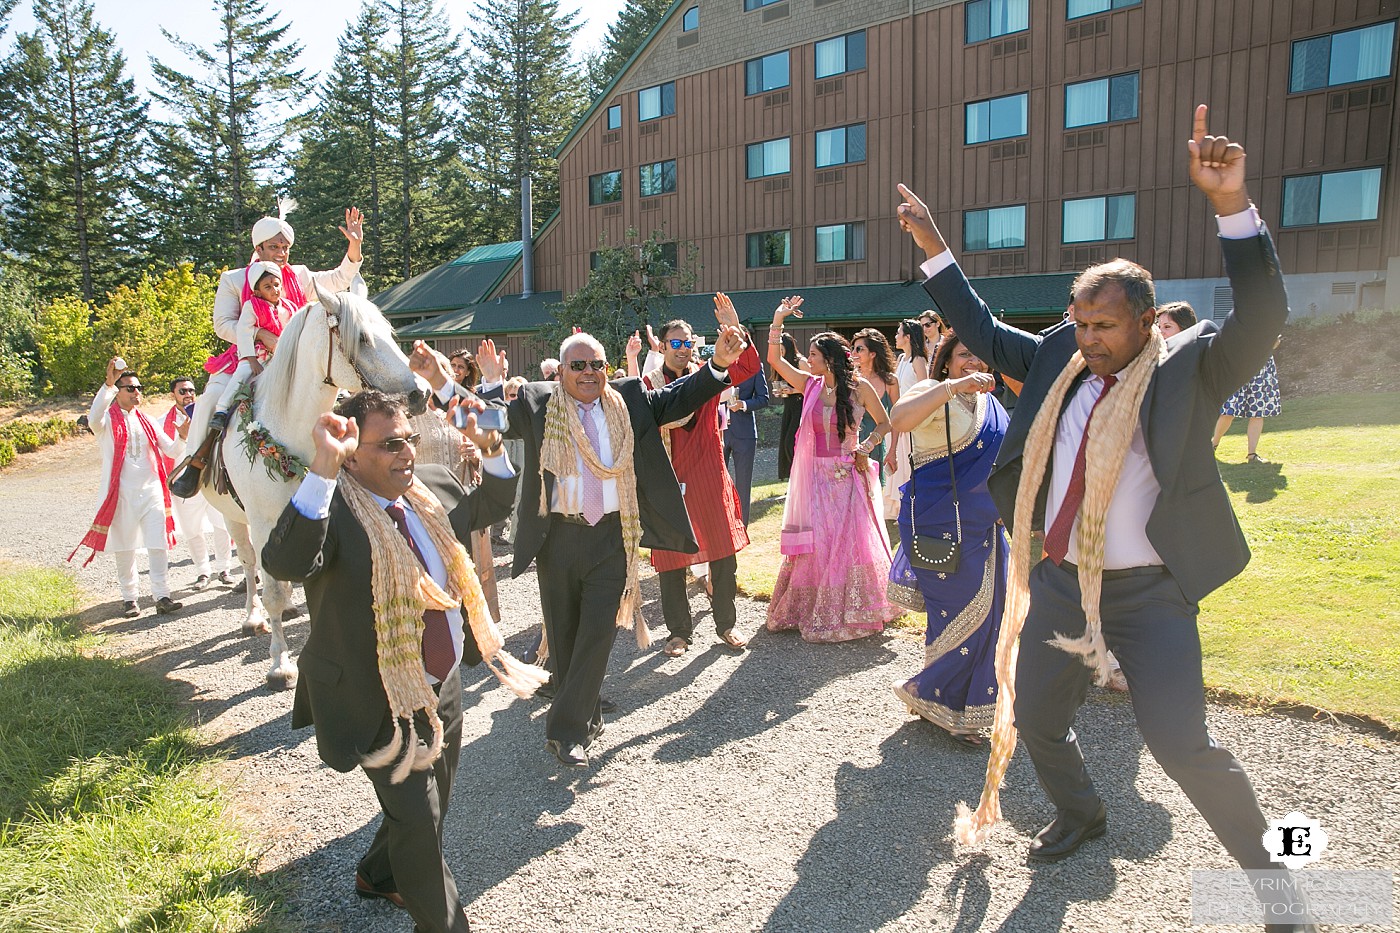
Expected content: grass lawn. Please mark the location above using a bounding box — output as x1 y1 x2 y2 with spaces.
737 392 1400 729
0 564 281 931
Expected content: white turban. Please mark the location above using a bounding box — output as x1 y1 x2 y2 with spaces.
251 216 295 248
247 260 283 284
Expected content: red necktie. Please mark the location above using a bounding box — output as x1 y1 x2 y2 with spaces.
384 502 455 680
1044 374 1118 566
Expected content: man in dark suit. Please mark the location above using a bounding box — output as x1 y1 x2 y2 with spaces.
471 318 749 768
723 334 770 526
262 390 515 932
897 107 1310 931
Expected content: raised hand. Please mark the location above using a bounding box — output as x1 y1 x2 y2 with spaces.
714 292 741 329
409 339 452 390
626 330 642 359
309 412 359 478
339 207 365 262
476 338 504 383
711 324 748 369
954 372 997 395
896 184 950 260
772 295 804 323
1186 104 1248 215
645 324 662 353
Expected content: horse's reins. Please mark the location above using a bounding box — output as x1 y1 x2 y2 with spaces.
322 303 372 389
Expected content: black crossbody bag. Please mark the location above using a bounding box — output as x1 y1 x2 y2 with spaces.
905 402 961 574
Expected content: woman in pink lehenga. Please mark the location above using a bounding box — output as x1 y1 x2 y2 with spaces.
765 297 901 642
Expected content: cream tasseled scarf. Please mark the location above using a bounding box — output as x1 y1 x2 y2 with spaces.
955 327 1166 845
539 382 650 647
338 470 549 784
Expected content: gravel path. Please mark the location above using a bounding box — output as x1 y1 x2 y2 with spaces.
2 433 1395 933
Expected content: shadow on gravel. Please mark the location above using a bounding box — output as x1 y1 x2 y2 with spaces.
594 625 898 769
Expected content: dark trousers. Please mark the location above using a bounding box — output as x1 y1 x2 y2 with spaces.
358 669 470 932
1014 559 1273 871
536 514 625 747
658 553 738 641
723 432 757 526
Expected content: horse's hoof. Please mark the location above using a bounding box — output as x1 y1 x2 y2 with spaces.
243 618 271 636
266 671 297 691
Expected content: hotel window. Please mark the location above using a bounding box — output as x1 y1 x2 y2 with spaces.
1064 72 1138 127
1282 168 1382 226
965 0 1029 44
814 124 866 167
588 171 622 205
815 31 866 79
744 0 783 9
639 160 677 197
638 82 676 121
655 241 679 271
746 138 791 178
1290 21 1396 92
963 205 1026 251
682 6 698 31
606 104 622 129
1066 0 1139 19
745 50 790 95
815 223 866 263
965 93 1028 144
747 230 791 267
1062 194 1136 243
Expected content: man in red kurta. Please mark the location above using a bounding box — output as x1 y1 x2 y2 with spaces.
638 314 759 656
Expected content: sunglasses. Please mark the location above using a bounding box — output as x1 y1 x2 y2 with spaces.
568 359 609 372
119 384 143 393
372 433 421 453
668 339 695 349
175 387 196 395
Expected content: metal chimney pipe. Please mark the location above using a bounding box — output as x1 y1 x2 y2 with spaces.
520 174 534 299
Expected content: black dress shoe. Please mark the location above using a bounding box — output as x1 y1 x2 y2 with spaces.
1027 805 1107 862
545 739 588 768
535 678 556 700
155 596 183 615
121 600 140 618
599 697 616 714
354 871 405 908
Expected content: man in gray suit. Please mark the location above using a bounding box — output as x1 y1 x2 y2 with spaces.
898 106 1310 931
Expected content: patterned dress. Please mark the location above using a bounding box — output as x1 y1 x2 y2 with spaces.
1220 356 1282 417
767 378 900 642
887 389 1008 734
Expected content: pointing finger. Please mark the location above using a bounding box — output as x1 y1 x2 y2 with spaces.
1192 103 1208 145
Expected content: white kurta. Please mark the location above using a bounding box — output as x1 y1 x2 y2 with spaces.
88 387 182 552
159 407 228 540
212 256 362 345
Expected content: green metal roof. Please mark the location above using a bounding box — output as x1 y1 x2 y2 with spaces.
450 241 523 265
394 274 1076 340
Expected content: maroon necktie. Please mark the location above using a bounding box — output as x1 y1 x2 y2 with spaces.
1044 374 1118 566
384 502 455 680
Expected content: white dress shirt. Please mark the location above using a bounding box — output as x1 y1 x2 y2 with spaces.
918 205 1265 568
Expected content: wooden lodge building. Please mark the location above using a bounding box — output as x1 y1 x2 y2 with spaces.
388 0 1400 366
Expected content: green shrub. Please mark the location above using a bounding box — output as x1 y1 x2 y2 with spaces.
0 440 14 469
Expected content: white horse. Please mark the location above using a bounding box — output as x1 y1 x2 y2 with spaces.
197 282 424 689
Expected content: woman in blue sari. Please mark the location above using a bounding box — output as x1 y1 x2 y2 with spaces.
887 335 1009 746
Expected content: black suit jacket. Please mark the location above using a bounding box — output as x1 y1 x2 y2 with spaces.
482 368 729 578
924 229 1289 603
262 463 516 772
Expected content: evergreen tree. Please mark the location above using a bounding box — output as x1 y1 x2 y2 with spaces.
147 0 305 270
1 0 149 302
290 4 395 283
380 0 467 280
589 0 673 100
465 0 586 244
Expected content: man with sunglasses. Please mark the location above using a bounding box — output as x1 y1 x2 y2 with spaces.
70 359 186 618
159 378 235 590
471 312 749 768
262 389 516 932
630 303 760 658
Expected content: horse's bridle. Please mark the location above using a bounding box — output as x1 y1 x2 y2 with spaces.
323 304 372 389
